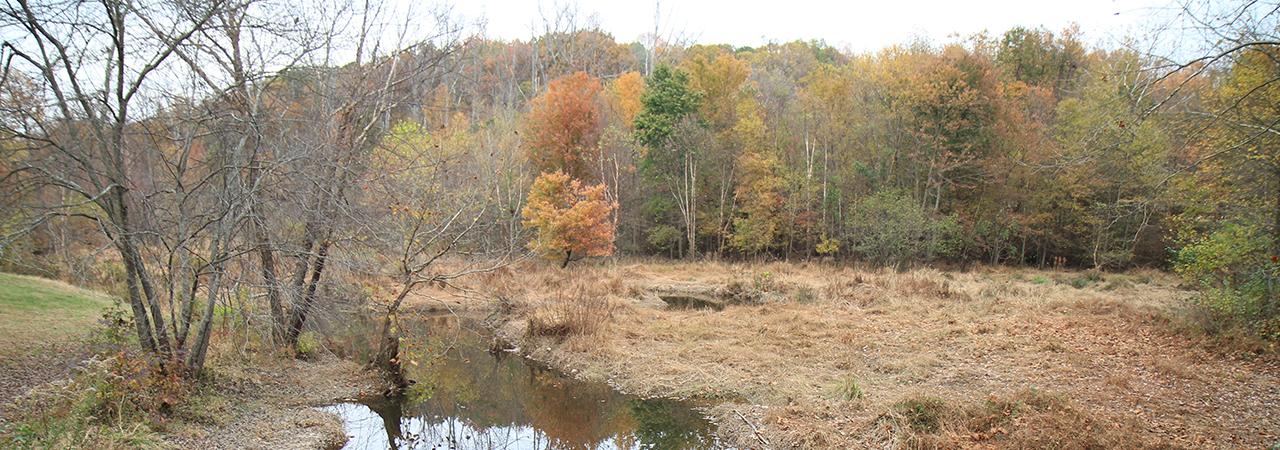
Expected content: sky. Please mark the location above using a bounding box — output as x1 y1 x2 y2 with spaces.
443 0 1176 51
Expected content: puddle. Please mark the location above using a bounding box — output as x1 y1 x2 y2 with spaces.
323 314 726 449
658 294 725 311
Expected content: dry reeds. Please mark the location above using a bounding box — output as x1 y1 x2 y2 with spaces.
526 286 617 338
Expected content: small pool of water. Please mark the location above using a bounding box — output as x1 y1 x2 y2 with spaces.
658 294 725 311
323 314 725 450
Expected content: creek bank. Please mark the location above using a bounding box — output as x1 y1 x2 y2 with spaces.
162 354 382 450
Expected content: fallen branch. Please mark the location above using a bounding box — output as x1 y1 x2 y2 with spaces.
736 409 771 449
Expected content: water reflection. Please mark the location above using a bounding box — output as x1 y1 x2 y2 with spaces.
324 314 724 450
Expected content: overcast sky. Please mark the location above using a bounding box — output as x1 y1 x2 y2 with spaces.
443 0 1175 51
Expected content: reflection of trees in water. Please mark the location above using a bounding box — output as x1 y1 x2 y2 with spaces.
629 399 718 450
348 316 718 449
522 366 618 448
363 396 405 445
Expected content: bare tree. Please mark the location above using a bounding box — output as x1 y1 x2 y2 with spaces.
0 0 231 371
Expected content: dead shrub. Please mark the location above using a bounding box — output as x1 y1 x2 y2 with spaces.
978 281 1027 299
876 395 977 449
526 288 616 338
1152 356 1198 380
822 274 886 307
893 274 968 300
604 275 626 296
477 266 517 298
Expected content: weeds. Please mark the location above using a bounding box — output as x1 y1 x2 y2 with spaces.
794 286 817 304
889 396 948 433
832 376 864 401
2 349 185 449
527 287 616 338
0 306 189 449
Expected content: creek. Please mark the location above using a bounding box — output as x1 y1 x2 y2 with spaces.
323 313 726 450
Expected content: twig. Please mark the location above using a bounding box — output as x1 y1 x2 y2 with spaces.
736 409 771 449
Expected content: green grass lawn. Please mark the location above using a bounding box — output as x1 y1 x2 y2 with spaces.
0 273 114 354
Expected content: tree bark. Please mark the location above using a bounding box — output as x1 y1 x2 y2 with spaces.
185 237 227 375
374 284 416 392
253 213 286 341
286 241 330 346
1274 167 1280 256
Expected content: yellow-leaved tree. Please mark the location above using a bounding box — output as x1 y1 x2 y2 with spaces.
522 171 618 267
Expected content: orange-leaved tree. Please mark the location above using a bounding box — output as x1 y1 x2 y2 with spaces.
523 71 604 180
522 171 618 267
605 71 646 128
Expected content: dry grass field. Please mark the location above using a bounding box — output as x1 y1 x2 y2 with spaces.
435 260 1280 449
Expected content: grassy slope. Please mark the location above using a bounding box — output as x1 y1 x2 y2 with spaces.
0 272 379 449
0 272 113 355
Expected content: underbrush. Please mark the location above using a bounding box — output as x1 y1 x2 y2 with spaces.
1174 223 1280 344
0 303 303 449
2 346 184 449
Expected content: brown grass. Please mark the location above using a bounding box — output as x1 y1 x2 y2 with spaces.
519 274 621 340
455 260 1280 449
527 290 617 338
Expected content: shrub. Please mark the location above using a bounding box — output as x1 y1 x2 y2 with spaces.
846 189 961 266
1174 223 1279 340
752 271 779 292
794 286 817 304
815 236 841 256
295 331 320 359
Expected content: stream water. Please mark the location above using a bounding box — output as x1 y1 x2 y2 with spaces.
322 314 725 450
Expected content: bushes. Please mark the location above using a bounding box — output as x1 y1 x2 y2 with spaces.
1174 223 1280 340
846 190 961 266
295 331 320 359
2 351 183 449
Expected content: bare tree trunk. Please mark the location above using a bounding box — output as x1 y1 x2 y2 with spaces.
186 236 227 375
287 240 330 345
373 283 416 391
1274 167 1280 256
251 202 286 341
117 218 173 357
119 241 158 353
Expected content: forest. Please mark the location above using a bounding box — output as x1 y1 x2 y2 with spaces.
0 0 1278 449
